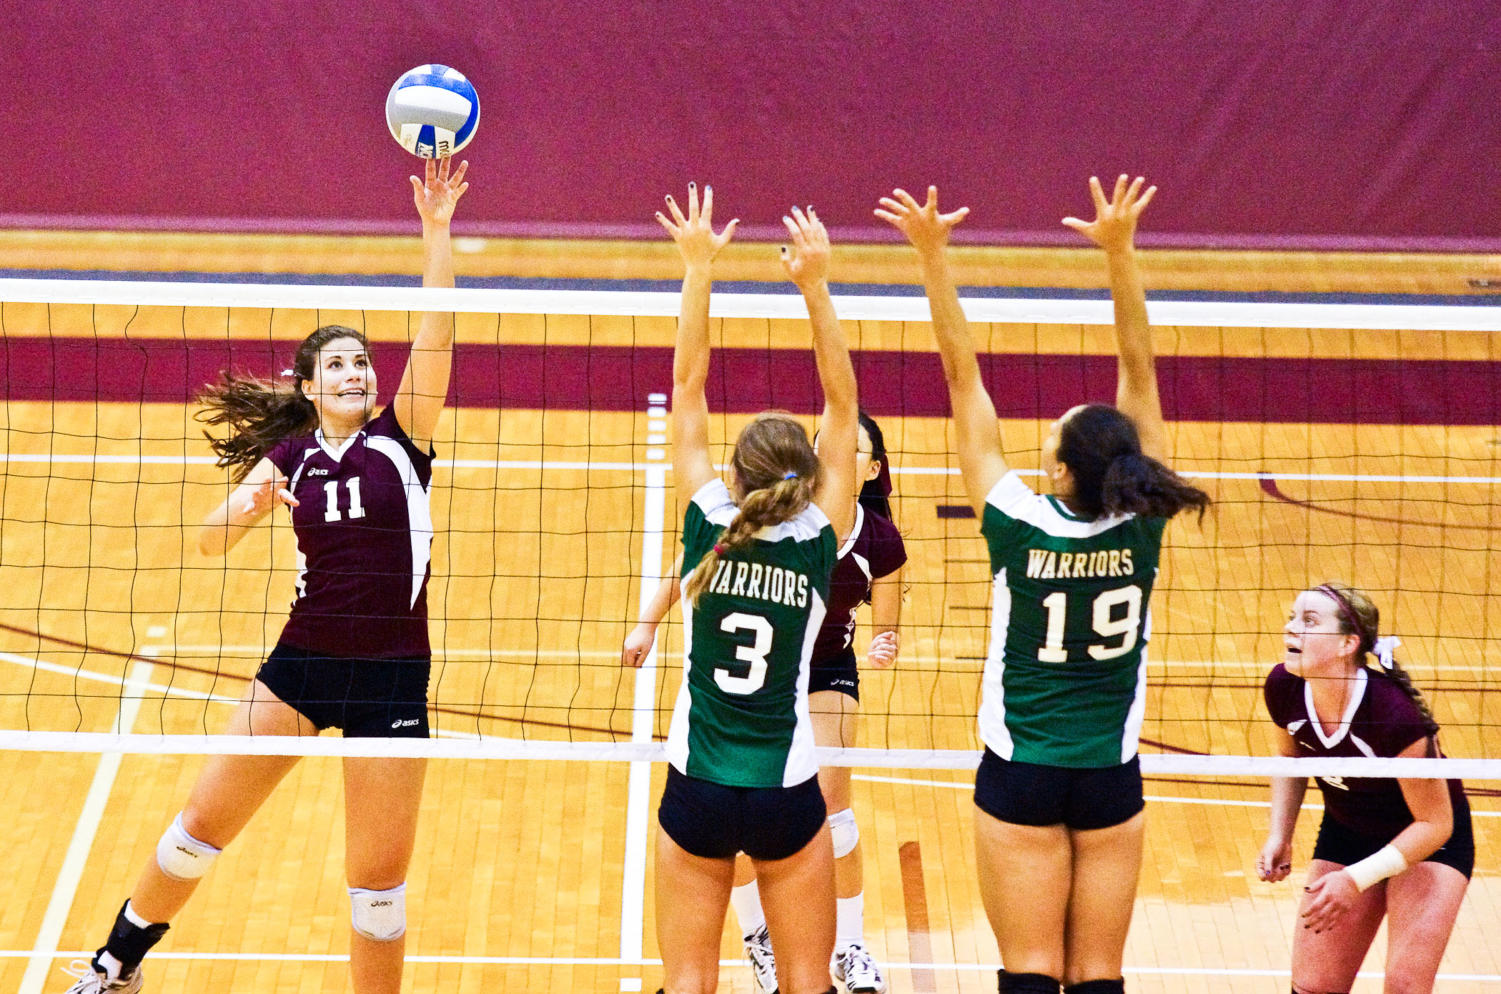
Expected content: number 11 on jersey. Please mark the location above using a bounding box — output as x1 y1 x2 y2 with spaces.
323 478 366 522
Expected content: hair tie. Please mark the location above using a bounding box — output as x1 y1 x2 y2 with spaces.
712 543 726 555
281 369 295 377
783 471 798 481
1372 635 1401 671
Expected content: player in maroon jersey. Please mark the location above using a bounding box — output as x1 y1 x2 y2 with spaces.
63 157 469 994
623 409 905 994
1257 581 1471 994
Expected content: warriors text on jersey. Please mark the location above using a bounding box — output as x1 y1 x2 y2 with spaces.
810 501 907 661
666 480 837 788
1264 663 1467 841
265 407 434 658
979 471 1166 767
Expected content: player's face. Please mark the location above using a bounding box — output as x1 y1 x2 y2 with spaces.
304 338 376 428
1042 405 1086 497
1282 589 1357 676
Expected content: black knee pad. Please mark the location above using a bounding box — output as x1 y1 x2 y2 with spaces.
1065 981 1124 994
1000 970 1062 994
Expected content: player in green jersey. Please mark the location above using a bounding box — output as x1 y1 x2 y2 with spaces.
878 176 1209 994
646 183 858 994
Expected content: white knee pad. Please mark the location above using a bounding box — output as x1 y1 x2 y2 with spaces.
828 808 859 859
155 812 222 881
349 883 407 941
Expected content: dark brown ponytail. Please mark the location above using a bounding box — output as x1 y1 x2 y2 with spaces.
1057 404 1209 521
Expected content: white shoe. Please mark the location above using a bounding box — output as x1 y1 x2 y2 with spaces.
61 961 143 994
832 943 886 994
743 924 778 994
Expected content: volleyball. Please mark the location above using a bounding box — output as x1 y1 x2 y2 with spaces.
385 65 480 159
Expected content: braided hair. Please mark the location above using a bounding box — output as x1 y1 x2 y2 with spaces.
1316 580 1440 739
683 413 821 604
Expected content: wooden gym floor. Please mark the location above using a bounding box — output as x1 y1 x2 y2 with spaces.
0 232 1497 992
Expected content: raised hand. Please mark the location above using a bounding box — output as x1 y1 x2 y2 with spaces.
411 156 470 226
656 183 738 269
780 206 830 291
875 186 970 257
1062 174 1155 253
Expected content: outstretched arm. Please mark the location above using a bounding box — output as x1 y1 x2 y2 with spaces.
877 187 1006 518
658 184 738 500
1062 175 1165 461
782 207 857 542
392 157 470 450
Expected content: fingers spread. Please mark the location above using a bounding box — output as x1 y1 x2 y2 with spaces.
664 194 686 226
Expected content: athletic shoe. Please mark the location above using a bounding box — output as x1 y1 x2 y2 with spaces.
833 943 887 994
60 961 143 993
743 923 778 994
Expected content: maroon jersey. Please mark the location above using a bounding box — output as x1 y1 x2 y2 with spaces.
265 407 434 658
809 503 907 663
1264 663 1466 840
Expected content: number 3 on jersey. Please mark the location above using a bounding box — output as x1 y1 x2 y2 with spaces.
1038 584 1142 663
716 611 772 694
322 478 366 522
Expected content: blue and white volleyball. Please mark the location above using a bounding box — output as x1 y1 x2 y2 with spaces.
385 65 480 159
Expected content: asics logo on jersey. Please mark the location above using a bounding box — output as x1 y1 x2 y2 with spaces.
391 718 420 729
307 468 330 476
1025 547 1135 580
704 559 810 607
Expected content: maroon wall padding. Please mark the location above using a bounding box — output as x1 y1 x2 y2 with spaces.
2 2 1497 249
2 338 1496 425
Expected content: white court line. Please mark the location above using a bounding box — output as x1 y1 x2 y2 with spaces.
620 406 668 974
2 950 1497 982
19 658 154 994
2 452 1498 486
0 649 240 703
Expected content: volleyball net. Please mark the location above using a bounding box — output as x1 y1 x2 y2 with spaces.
1 276 1499 781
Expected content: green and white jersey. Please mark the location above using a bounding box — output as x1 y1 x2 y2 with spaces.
979 471 1168 768
666 479 838 788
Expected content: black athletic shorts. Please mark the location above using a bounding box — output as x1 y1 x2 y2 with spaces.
974 749 1144 830
256 643 431 738
657 766 827 861
808 646 859 701
1312 800 1475 880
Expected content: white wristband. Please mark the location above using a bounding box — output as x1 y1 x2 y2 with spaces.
1344 844 1407 892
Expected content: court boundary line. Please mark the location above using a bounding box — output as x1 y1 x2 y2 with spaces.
620 397 666 974
18 659 154 994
